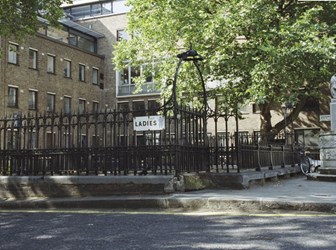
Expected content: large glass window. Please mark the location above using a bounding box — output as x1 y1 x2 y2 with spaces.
91 4 102 15
113 0 131 13
64 1 127 19
71 5 91 18
28 90 37 110
117 64 159 96
8 87 18 107
68 31 95 53
78 36 95 52
64 59 71 78
47 54 55 73
47 93 55 112
102 2 112 14
68 33 77 46
117 29 129 41
63 96 71 114
29 49 38 69
8 43 18 64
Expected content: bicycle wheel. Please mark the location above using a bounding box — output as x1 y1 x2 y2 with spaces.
300 156 310 175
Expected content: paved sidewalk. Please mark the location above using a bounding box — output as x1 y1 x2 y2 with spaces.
1 176 336 213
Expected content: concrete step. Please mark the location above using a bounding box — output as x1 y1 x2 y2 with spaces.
307 173 336 182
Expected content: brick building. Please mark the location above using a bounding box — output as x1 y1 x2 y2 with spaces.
0 20 105 117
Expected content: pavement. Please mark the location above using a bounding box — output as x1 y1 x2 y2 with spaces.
1 176 336 213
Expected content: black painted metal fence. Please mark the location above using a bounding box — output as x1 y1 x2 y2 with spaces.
0 106 209 176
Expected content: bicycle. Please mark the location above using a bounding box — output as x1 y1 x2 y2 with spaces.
298 148 321 175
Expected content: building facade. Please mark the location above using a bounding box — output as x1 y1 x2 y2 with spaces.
0 21 105 117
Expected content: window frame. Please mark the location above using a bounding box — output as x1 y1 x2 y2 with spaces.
47 54 56 74
28 90 38 110
92 67 99 85
8 86 18 108
64 59 72 78
79 64 86 82
47 93 56 112
8 43 19 65
92 101 99 113
29 48 38 70
63 96 72 114
78 99 86 114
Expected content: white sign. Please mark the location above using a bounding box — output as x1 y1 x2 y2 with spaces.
133 116 165 131
320 115 331 122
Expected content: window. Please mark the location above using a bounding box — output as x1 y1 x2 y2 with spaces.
63 96 71 114
78 99 86 114
102 2 112 14
117 64 159 96
29 49 38 69
92 68 99 85
68 33 77 46
64 1 124 19
64 59 71 78
67 31 96 53
148 100 160 115
8 87 18 107
47 54 55 74
130 66 140 84
47 93 55 112
64 97 71 114
118 102 129 112
92 101 99 113
132 101 146 116
28 90 38 110
8 43 18 64
117 29 129 41
79 64 86 82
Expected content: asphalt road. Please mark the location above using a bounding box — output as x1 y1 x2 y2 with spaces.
1 210 335 250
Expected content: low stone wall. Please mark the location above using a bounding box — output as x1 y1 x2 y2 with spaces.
0 176 184 199
183 165 301 190
0 166 301 199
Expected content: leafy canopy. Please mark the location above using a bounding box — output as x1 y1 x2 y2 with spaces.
0 0 72 39
113 0 336 111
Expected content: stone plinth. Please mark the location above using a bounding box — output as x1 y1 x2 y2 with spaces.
319 132 336 175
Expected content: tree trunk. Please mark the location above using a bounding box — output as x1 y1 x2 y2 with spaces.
259 96 309 144
259 103 276 144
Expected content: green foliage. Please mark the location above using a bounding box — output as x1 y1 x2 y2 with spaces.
113 0 336 113
0 0 72 39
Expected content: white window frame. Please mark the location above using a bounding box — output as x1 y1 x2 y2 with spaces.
63 96 72 114
47 93 56 112
78 98 86 114
8 86 18 107
28 90 38 110
47 54 56 74
92 67 99 85
8 43 18 64
64 59 71 78
79 64 86 82
29 48 38 69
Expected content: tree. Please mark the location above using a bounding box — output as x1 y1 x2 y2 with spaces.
0 0 72 39
113 0 336 141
